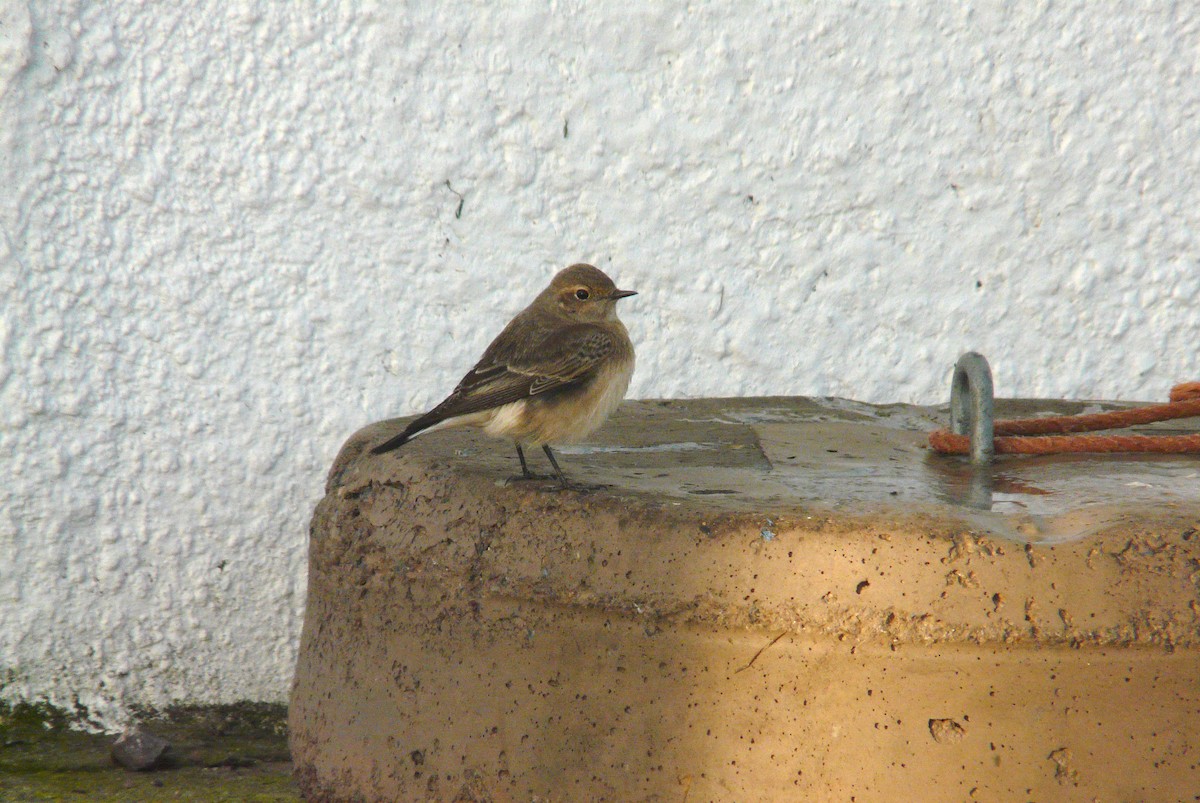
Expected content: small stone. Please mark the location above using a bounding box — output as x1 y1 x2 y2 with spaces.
111 727 170 771
928 718 966 743
1048 747 1078 784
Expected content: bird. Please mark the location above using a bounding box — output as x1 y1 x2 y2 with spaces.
371 263 637 489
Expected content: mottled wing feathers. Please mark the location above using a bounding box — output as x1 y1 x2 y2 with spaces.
521 329 615 395
374 323 618 450
456 324 615 406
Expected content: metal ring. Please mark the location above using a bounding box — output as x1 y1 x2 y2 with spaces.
950 352 995 464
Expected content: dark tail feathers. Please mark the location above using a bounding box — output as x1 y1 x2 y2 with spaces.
370 429 412 455
370 411 445 455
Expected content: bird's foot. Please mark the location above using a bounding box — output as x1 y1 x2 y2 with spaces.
551 480 608 494
503 475 606 493
505 472 554 485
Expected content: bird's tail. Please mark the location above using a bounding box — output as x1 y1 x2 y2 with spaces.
369 429 412 455
369 410 445 455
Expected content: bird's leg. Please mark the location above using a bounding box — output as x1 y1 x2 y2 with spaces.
510 443 572 489
542 445 570 489
515 443 536 479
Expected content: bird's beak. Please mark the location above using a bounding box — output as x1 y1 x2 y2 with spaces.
610 289 638 300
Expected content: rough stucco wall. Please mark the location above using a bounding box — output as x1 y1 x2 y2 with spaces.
1 1 1198 725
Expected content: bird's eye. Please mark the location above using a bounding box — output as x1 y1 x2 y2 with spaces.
574 288 590 300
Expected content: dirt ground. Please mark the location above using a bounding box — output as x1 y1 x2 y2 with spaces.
0 703 299 802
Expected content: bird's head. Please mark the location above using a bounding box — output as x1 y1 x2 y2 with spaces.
543 263 637 322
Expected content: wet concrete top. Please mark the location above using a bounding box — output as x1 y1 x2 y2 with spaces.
364 397 1200 543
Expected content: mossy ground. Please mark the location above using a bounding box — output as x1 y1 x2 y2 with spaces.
0 701 299 802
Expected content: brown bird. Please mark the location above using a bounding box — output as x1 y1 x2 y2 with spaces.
371 263 637 488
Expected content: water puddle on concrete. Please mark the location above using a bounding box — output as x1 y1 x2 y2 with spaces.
414 397 1199 544
594 399 1200 543
752 400 1198 543
921 453 1199 543
556 442 719 455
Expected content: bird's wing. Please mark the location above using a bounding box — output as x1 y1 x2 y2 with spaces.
426 324 617 421
372 320 621 453
516 328 617 396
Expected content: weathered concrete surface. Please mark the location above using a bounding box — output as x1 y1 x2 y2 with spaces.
290 398 1200 801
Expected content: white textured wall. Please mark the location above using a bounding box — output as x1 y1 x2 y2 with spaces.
2 0 1198 726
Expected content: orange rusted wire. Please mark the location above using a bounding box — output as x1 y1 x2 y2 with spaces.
929 383 1200 456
